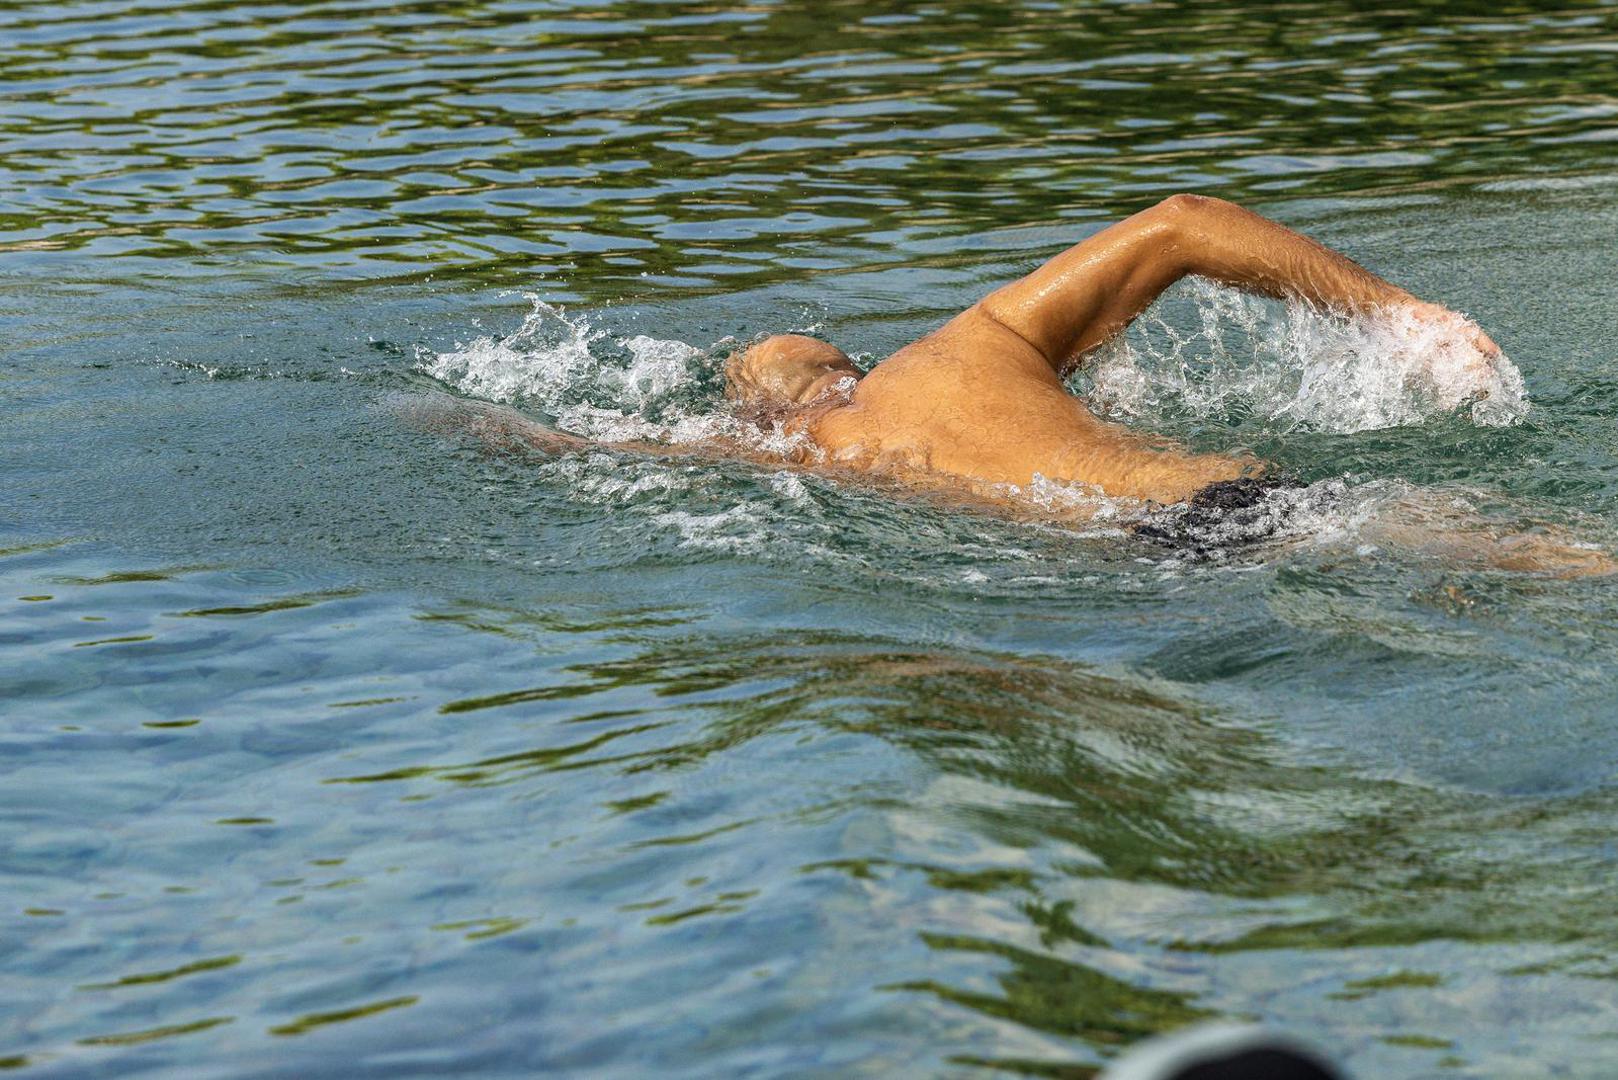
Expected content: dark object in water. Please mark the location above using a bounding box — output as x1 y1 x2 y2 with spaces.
1187 476 1288 513
1100 1024 1345 1080
1133 475 1307 557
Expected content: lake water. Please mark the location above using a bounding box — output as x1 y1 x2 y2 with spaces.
6 2 1618 1076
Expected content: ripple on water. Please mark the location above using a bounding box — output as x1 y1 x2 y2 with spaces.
8 2 1618 1077
8 535 1618 1076
4 1 1618 290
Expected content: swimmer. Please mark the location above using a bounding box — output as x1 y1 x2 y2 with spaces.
429 194 1611 575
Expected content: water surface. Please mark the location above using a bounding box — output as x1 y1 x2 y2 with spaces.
6 1 1618 1076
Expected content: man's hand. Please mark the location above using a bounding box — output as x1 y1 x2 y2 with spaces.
1403 299 1501 358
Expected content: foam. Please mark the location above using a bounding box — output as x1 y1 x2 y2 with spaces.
535 451 693 506
650 505 772 554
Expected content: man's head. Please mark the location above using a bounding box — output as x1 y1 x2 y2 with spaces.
724 334 859 410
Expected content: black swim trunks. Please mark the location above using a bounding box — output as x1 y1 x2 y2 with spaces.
1133 475 1307 556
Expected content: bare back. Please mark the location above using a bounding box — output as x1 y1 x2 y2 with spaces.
803 308 1255 504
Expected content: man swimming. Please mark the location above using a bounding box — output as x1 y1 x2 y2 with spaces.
427 193 1610 573
723 193 1499 505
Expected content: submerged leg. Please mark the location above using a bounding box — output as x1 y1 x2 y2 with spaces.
1363 490 1616 578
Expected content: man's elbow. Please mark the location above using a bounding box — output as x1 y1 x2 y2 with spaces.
1134 192 1242 264
1143 192 1229 229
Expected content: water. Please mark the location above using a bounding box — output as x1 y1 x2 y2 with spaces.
5 1 1618 1076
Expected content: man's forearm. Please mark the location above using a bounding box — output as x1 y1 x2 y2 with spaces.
1167 195 1411 312
1164 195 1499 357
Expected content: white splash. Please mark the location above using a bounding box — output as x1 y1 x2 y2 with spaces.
419 293 807 452
422 294 605 409
420 294 719 420
1079 279 1528 433
616 334 706 401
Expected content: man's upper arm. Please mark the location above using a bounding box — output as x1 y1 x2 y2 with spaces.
972 204 1185 372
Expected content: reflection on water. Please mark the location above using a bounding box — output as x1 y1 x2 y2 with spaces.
8 544 1618 1076
4 1 1618 294
6 0 1618 1077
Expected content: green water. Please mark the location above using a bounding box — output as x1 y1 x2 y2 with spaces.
5 2 1618 1077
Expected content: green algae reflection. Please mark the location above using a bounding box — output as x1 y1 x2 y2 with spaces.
269 995 419 1037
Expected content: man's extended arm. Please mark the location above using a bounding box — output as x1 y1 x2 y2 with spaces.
977 193 1498 375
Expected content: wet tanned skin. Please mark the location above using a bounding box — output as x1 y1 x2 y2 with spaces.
729 194 1500 505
